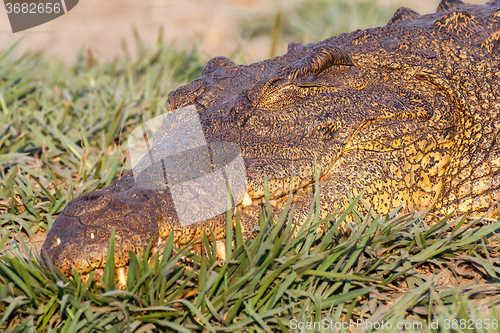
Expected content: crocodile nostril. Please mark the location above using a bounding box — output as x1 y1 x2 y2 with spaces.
85 192 105 201
64 191 113 216
202 56 236 76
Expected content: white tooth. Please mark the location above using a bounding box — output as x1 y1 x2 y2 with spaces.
91 233 94 239
56 238 61 245
216 240 226 261
116 267 127 289
242 192 253 206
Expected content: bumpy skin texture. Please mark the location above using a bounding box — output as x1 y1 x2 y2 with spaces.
42 0 500 275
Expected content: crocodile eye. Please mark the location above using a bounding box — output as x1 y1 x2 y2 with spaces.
257 84 328 109
258 84 303 109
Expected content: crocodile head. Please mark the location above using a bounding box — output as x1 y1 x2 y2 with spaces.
42 0 500 276
167 43 447 201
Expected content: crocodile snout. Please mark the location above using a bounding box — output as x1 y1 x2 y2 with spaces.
42 190 160 275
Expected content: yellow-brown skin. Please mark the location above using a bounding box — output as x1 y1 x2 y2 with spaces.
42 0 500 275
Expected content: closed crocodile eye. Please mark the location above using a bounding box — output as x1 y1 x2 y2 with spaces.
258 84 303 108
257 84 328 109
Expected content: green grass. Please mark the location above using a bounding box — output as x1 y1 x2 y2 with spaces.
1 186 500 331
0 33 206 243
1 2 500 331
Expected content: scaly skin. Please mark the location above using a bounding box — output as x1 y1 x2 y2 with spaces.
42 0 500 275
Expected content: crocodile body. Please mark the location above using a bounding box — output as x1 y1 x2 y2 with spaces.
42 0 500 275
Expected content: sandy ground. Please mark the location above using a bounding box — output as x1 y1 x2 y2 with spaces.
0 0 488 64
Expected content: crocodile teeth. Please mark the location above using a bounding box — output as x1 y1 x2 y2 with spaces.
216 240 226 261
242 192 253 206
116 266 127 289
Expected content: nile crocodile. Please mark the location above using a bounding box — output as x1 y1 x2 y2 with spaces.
42 0 500 276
